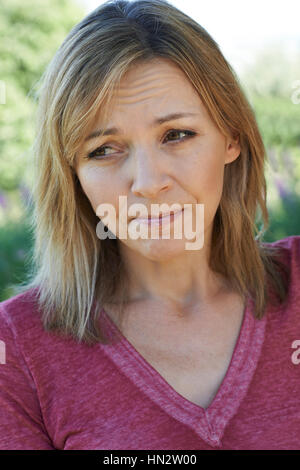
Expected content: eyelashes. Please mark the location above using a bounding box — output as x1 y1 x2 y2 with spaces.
84 129 197 161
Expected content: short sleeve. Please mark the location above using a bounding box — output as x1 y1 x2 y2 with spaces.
0 304 55 450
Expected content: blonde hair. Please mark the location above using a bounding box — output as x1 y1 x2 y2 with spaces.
11 0 289 345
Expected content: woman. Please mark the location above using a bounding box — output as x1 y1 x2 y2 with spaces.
0 0 299 451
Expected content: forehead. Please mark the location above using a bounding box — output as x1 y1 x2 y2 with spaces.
100 58 204 120
118 58 192 90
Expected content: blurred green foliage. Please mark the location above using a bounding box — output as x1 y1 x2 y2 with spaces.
0 0 83 190
0 218 33 302
238 45 300 243
0 0 84 299
239 44 300 150
0 1 299 300
251 95 300 148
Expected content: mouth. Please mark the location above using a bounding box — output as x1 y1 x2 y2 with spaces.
133 208 184 224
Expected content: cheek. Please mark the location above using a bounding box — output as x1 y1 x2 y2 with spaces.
76 167 119 213
186 147 225 204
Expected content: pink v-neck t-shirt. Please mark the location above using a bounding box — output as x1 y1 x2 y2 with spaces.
0 235 299 450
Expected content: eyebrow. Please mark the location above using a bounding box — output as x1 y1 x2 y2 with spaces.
84 112 199 142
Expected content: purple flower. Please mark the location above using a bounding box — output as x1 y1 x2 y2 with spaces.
274 176 291 200
281 149 294 176
19 183 32 205
0 191 8 209
267 148 279 172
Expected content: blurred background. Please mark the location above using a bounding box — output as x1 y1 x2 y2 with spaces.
0 0 299 301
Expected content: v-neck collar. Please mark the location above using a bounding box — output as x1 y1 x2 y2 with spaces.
99 295 267 447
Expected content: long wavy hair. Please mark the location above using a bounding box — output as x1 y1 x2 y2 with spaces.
11 0 290 345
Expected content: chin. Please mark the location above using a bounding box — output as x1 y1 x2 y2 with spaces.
130 237 189 261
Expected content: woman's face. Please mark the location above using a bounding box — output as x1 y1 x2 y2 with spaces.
75 57 240 261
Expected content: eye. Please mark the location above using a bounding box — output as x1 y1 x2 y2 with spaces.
163 129 196 144
84 129 197 160
85 145 117 160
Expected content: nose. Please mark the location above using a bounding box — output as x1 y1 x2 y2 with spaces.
130 148 172 199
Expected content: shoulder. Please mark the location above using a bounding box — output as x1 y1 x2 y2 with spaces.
0 287 43 337
260 235 300 329
261 234 300 254
0 287 81 365
266 234 300 252
0 287 48 367
261 235 300 284
0 286 40 313
0 286 109 368
255 237 300 379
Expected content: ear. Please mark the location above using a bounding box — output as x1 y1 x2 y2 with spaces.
224 135 241 165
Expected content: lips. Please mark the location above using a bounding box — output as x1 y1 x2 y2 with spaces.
133 208 183 223
143 210 181 221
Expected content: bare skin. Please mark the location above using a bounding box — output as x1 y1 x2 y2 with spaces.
75 57 244 409
102 288 245 409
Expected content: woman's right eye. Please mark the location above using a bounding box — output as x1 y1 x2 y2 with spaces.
84 146 117 160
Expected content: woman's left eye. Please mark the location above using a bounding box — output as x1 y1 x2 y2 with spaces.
164 129 196 144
